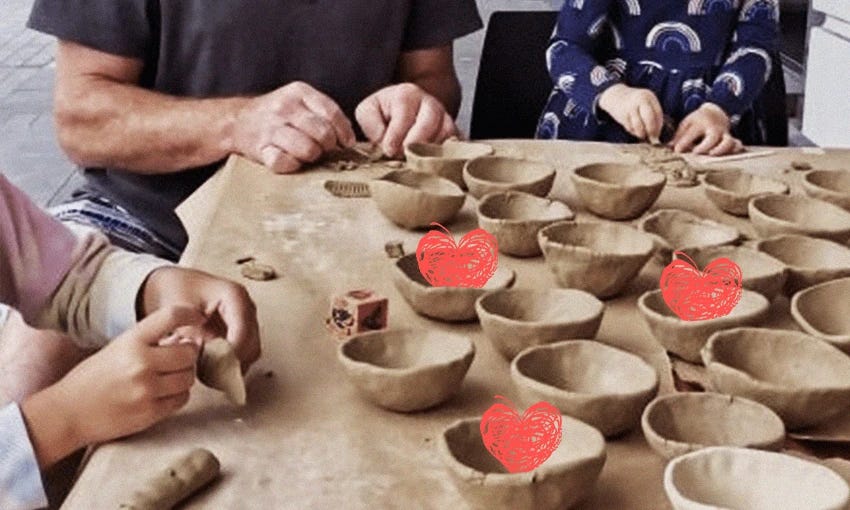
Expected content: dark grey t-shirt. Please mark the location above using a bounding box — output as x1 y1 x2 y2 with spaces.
28 0 482 251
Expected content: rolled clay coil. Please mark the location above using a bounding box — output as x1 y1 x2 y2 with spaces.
119 448 220 510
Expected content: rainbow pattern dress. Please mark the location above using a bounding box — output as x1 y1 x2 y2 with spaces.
537 0 780 144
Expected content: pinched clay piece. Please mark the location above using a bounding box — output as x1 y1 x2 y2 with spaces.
791 277 850 353
477 191 574 257
641 393 785 460
197 338 246 406
701 327 850 429
463 157 556 199
703 169 789 216
324 179 371 198
438 415 606 510
475 289 604 360
664 447 849 510
511 340 658 438
749 195 850 243
392 254 515 322
240 261 276 281
538 221 655 298
369 169 465 229
638 209 740 262
337 329 474 412
756 234 850 294
570 163 666 220
405 140 493 188
802 170 850 211
119 449 220 510
637 289 770 363
683 246 786 300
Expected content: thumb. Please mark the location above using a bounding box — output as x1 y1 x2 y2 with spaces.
126 305 207 347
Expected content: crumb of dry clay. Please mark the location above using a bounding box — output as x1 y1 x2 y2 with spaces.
235 256 255 265
240 261 277 281
384 240 405 258
791 160 812 171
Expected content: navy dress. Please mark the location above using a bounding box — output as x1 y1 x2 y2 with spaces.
537 0 780 144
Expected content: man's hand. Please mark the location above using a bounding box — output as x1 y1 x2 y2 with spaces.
232 81 357 174
355 83 458 158
22 307 203 468
670 102 744 156
140 267 261 371
598 84 664 142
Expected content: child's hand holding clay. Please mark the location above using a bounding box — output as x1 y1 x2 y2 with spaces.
598 84 664 143
670 102 744 156
21 306 204 469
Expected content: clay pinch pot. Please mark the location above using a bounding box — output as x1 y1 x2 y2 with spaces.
511 340 659 438
337 329 474 412
637 289 770 363
641 393 785 460
537 221 655 298
476 191 574 257
569 162 666 220
475 289 604 360
638 209 740 262
701 327 850 430
748 194 850 243
681 246 786 300
755 234 850 294
802 169 850 211
462 156 556 199
404 140 494 188
791 277 850 353
369 169 465 229
391 254 516 322
438 415 606 510
664 446 850 510
703 168 789 216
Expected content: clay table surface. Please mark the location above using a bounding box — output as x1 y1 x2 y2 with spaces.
61 141 850 509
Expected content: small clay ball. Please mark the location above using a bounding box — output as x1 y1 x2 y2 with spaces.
241 262 277 281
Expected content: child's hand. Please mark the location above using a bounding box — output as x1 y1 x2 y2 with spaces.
670 103 744 156
598 84 664 142
22 306 204 468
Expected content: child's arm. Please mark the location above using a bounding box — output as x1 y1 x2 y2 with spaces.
547 1 662 140
706 1 779 122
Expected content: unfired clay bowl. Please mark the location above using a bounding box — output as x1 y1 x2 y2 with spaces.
755 234 850 294
791 277 850 353
511 340 659 437
475 289 604 360
463 157 556 199
802 169 850 211
680 246 787 300
701 327 850 429
638 209 740 262
477 191 574 257
439 415 606 510
570 163 666 220
664 446 850 510
703 169 789 216
641 393 785 460
405 140 494 188
637 289 770 363
337 329 474 412
370 169 465 229
392 254 516 322
749 194 850 243
538 221 655 298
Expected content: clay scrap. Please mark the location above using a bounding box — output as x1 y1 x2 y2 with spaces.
620 144 700 187
119 448 220 510
239 260 277 281
324 179 371 198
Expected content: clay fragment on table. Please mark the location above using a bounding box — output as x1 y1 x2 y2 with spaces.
197 338 246 406
240 261 277 281
791 160 813 171
119 448 220 510
324 179 371 198
384 240 405 258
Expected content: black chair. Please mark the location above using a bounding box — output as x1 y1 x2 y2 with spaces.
469 10 788 146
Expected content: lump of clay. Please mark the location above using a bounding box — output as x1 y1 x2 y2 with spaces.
240 261 277 281
119 448 220 510
197 338 246 406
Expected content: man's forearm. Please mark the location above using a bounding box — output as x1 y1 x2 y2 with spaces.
55 77 249 173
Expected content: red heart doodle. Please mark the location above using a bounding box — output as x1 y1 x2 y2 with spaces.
416 223 498 288
660 251 743 321
480 395 562 474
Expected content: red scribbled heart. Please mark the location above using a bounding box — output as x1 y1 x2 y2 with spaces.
416 223 498 288
480 395 562 474
660 251 743 321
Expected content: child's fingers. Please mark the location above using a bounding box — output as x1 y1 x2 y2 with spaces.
639 102 662 141
673 125 702 153
128 306 207 347
628 111 647 140
709 134 738 156
154 368 196 398
693 130 722 155
148 343 199 374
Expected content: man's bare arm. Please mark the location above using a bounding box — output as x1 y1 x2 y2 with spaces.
54 42 354 175
395 45 461 117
